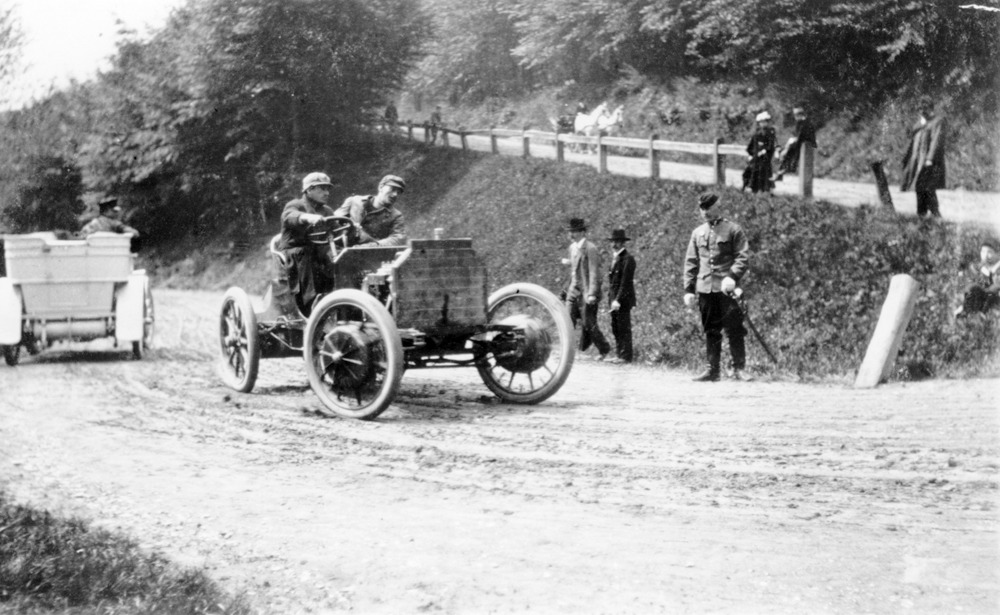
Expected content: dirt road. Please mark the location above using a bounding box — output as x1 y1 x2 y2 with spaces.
1 289 997 614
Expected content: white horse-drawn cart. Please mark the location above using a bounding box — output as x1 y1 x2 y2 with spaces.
0 232 153 365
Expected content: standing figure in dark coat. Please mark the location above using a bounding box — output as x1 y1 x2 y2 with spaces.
279 172 337 312
743 111 777 193
773 105 817 181
901 104 946 218
606 229 636 363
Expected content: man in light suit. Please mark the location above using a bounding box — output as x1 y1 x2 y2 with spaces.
606 228 636 363
565 217 611 360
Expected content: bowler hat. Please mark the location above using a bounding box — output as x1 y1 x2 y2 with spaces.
567 217 587 232
607 229 630 241
698 193 719 210
378 174 406 192
301 172 334 193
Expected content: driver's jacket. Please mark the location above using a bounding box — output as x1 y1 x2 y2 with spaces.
279 197 335 250
334 195 406 247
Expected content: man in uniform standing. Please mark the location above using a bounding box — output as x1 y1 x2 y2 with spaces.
683 193 751 381
606 228 636 364
565 217 611 360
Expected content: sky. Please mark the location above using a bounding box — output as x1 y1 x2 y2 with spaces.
5 0 186 108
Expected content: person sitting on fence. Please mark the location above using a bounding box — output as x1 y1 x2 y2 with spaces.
955 243 1000 318
742 111 777 194
80 196 140 238
773 104 817 181
384 103 398 130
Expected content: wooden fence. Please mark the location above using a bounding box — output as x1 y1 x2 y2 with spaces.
394 120 815 198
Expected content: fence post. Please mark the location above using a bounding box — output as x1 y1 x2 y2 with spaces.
442 128 450 148
490 127 498 154
522 129 530 158
460 130 468 151
798 142 814 197
649 134 659 180
598 135 607 173
556 134 565 162
713 137 725 186
854 274 920 388
406 120 413 141
869 160 895 213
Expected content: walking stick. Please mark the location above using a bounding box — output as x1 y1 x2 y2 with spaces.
729 288 778 364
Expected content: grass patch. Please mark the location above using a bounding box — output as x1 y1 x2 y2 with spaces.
0 491 251 614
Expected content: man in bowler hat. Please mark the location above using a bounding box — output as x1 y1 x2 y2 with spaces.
683 193 751 381
606 228 636 363
80 196 139 237
565 217 611 360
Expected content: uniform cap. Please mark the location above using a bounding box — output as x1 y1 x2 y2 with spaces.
301 172 334 193
755 111 771 122
378 174 406 193
698 193 719 210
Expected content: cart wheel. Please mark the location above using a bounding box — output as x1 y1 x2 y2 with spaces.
476 283 575 404
2 344 19 367
132 282 155 360
219 287 260 392
304 289 403 420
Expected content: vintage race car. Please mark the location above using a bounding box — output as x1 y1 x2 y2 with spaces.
0 232 153 365
218 217 575 420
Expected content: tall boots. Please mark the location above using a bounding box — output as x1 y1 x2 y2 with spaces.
692 333 722 382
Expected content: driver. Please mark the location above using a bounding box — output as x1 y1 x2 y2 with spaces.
279 172 338 309
333 174 407 247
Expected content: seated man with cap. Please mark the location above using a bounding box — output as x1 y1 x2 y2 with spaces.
333 174 407 247
80 196 140 238
279 171 339 310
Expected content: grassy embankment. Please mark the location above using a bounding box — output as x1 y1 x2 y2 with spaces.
0 491 250 614
147 134 999 382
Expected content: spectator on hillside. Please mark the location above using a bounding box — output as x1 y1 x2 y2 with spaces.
279 172 338 310
743 111 777 194
428 106 443 144
773 104 817 181
564 217 611 361
955 243 1000 318
683 193 751 382
606 228 636 364
333 174 407 247
384 103 398 130
80 197 139 238
901 102 946 218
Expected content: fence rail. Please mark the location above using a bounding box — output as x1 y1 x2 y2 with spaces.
393 119 814 197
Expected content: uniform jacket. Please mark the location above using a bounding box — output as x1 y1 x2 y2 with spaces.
684 218 750 294
80 215 138 237
567 238 602 301
279 197 335 250
608 248 636 310
901 115 946 192
334 195 406 247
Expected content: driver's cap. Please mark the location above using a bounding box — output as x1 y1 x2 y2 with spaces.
302 172 334 193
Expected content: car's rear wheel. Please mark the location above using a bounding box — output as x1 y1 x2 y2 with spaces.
132 280 155 360
219 287 260 392
304 289 403 420
476 283 575 404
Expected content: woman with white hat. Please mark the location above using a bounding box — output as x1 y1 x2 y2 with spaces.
742 110 777 194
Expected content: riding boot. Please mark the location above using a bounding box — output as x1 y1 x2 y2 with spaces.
693 333 722 382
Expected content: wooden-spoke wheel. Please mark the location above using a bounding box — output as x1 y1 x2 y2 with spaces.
219 287 260 393
304 289 403 420
476 283 575 404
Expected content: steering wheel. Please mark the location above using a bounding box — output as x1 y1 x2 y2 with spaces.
307 215 357 251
